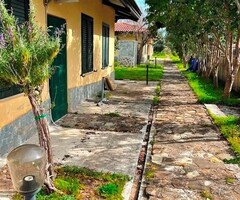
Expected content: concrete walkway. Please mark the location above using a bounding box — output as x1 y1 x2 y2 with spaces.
0 80 157 200
144 61 240 200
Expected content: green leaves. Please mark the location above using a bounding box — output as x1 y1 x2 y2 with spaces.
0 0 61 92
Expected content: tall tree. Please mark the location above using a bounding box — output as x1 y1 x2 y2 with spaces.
146 0 240 98
0 0 62 192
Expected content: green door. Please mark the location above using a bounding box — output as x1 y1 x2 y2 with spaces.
47 15 68 121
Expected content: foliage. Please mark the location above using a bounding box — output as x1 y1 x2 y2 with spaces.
153 95 159 105
152 51 166 58
169 53 181 64
13 166 130 200
155 85 160 96
146 0 240 98
0 0 61 90
115 63 163 81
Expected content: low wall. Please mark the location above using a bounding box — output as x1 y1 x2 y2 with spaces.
69 71 115 111
0 100 51 156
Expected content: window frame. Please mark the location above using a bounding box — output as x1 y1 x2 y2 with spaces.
81 13 94 75
102 23 110 69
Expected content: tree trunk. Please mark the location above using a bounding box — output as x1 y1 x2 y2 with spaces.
223 75 235 99
182 56 187 68
213 65 219 88
137 44 144 64
27 92 56 193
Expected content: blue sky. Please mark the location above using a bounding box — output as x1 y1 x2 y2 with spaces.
136 0 145 7
135 0 146 11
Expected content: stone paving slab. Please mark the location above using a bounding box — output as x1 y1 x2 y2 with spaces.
26 125 145 176
144 61 240 200
205 104 226 116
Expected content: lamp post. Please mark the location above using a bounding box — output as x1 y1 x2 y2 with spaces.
7 144 46 200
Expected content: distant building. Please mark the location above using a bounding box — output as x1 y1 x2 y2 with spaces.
115 21 153 66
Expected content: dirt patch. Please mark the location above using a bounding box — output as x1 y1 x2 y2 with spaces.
0 164 15 197
57 113 146 133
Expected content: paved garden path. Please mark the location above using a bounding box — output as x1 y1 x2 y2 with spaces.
144 60 240 200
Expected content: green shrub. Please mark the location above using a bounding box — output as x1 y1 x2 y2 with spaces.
155 86 160 96
153 96 159 105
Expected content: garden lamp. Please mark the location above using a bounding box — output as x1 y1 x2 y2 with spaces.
7 144 46 200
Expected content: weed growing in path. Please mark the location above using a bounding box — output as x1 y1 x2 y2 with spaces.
155 86 160 96
153 96 159 106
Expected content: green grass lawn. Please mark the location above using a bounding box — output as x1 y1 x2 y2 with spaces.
209 113 240 163
13 166 129 200
115 63 163 81
175 56 240 105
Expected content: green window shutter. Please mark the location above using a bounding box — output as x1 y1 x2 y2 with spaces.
81 14 93 74
5 0 29 23
102 23 109 68
11 0 30 23
0 0 29 99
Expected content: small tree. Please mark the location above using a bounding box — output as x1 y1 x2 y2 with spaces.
0 0 61 192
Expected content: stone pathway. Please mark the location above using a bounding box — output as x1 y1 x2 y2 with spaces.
144 61 240 200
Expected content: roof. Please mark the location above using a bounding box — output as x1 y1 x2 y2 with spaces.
103 0 142 21
115 22 147 32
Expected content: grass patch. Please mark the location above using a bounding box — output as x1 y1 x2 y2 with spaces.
209 113 240 163
13 166 130 200
115 63 163 81
98 183 119 198
152 51 167 58
177 67 240 105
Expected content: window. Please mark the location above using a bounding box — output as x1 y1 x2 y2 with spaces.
81 14 93 74
0 0 29 99
5 0 29 23
102 23 109 68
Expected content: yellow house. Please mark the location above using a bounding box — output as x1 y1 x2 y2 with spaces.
0 0 141 156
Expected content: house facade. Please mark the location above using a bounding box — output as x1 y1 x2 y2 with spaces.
115 22 153 66
0 0 141 156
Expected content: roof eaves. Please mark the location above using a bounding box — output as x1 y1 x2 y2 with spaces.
103 0 141 21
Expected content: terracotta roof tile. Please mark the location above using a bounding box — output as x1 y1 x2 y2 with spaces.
115 22 147 32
